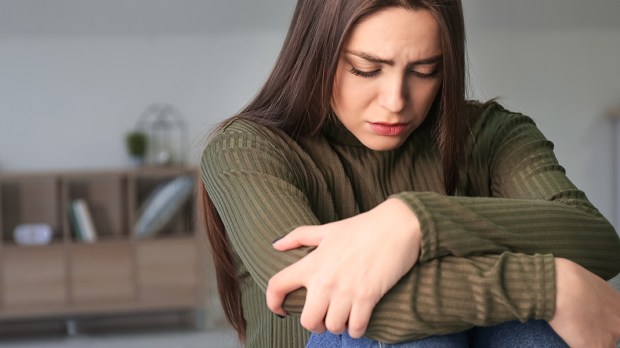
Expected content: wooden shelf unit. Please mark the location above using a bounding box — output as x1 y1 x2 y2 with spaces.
0 167 206 324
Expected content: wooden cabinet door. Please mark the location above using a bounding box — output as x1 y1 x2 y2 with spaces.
69 243 135 304
2 246 67 308
136 239 199 304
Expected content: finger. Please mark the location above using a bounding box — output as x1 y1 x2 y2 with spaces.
266 262 307 316
347 301 375 339
300 286 329 334
273 225 328 251
324 297 352 334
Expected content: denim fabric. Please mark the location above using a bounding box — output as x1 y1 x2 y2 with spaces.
306 320 568 348
471 320 568 348
306 329 467 348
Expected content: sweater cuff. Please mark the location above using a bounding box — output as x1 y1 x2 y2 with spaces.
538 253 556 321
391 192 437 262
503 252 556 322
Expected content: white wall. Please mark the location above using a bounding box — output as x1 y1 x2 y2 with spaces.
462 0 620 227
466 28 620 227
1 1 619 227
0 0 296 171
0 34 285 170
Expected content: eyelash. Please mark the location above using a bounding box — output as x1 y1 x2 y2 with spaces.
348 66 441 80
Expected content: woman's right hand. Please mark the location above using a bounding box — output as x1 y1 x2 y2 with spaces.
549 258 620 348
266 198 421 338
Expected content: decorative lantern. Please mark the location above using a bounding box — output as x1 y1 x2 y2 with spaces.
135 103 188 167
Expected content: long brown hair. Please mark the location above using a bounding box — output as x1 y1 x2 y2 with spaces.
198 0 467 342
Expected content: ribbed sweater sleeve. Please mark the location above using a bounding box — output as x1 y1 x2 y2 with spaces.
365 252 555 341
202 124 320 292
202 122 320 347
395 112 620 280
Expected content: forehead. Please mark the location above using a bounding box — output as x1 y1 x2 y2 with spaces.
345 7 442 59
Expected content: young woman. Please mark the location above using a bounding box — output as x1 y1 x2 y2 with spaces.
199 0 620 347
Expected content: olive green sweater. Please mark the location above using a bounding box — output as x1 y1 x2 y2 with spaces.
201 103 620 348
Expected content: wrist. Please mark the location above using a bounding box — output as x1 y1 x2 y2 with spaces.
552 258 578 321
382 197 421 244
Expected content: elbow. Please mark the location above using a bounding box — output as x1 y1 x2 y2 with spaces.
564 213 620 281
605 245 620 280
592 221 620 280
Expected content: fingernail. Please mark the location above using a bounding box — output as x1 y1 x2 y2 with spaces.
276 314 286 319
272 237 283 244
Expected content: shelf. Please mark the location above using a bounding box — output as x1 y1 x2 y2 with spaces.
0 167 206 324
127 168 197 239
61 173 127 241
0 175 60 243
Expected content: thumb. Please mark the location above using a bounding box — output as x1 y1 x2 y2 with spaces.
273 225 328 251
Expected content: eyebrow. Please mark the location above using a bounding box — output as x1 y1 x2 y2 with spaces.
344 50 443 66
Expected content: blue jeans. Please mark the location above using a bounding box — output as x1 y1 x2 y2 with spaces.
306 320 568 347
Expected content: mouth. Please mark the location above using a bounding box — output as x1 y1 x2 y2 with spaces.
368 122 410 136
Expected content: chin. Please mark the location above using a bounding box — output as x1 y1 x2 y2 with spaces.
361 137 406 151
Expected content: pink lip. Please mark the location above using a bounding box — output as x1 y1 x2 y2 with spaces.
368 122 410 136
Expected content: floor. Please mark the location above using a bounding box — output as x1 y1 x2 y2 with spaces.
0 328 241 348
0 308 241 348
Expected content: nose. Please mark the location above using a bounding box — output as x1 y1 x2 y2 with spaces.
378 74 407 113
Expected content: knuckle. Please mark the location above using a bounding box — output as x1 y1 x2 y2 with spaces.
335 285 353 298
312 278 335 293
325 320 346 334
355 287 379 303
300 315 322 332
348 319 368 336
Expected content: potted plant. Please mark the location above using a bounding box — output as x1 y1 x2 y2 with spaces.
125 131 148 166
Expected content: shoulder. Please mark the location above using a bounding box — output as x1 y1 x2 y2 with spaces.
200 118 312 189
465 100 544 147
466 100 536 132
207 118 295 151
202 118 299 164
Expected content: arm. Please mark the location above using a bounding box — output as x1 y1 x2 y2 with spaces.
367 254 620 344
267 198 557 341
393 109 620 279
269 198 620 344
201 122 321 295
365 252 556 341
203 121 559 340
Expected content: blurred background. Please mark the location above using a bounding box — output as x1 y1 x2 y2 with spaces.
1 0 620 223
0 0 619 346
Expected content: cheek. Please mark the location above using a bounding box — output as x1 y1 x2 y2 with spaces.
410 80 441 113
336 77 375 113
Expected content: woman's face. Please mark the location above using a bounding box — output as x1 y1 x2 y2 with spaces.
332 7 443 151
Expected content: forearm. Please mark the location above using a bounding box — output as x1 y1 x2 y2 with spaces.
397 109 620 280
281 252 555 342
368 252 555 342
396 191 620 280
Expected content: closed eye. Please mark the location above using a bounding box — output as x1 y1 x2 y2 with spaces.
348 65 442 80
349 66 381 78
411 68 441 80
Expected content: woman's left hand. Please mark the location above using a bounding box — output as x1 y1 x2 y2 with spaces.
266 198 421 338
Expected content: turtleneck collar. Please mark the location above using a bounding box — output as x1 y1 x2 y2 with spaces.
322 117 365 147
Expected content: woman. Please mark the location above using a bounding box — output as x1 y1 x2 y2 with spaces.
199 0 620 347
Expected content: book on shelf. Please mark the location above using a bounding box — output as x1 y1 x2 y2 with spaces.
69 199 98 243
68 203 83 242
